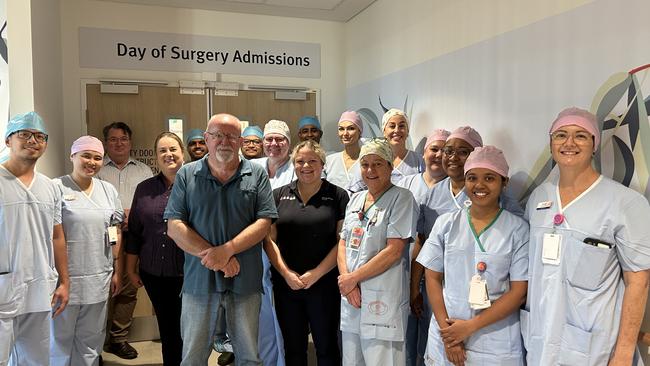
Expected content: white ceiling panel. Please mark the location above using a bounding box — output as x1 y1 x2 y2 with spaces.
98 0 375 22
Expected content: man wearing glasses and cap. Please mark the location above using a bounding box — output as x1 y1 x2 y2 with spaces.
241 126 264 160
186 129 207 162
0 111 70 365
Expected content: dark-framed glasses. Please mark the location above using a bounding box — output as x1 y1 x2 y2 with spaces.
15 130 48 143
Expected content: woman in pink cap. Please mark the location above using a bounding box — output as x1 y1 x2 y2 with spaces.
522 107 650 365
325 111 363 191
399 128 450 366
50 136 124 366
417 146 529 365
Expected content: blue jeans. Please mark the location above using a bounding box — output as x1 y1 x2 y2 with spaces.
181 291 262 366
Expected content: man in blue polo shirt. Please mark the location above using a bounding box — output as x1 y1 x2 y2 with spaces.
165 113 278 365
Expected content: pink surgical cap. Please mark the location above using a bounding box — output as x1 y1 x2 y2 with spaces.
425 129 451 148
338 111 363 134
549 107 600 151
447 126 483 148
71 135 104 156
464 145 509 177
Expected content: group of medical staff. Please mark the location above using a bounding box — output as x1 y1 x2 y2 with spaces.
1 104 650 366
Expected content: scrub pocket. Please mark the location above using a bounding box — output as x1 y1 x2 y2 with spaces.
475 252 511 298
558 323 591 365
0 273 20 317
566 237 614 291
360 288 404 342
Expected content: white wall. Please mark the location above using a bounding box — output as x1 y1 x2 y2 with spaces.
7 0 64 177
60 0 346 168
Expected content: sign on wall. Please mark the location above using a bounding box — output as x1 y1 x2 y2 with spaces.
79 27 321 78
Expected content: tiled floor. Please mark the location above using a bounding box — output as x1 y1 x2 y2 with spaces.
102 341 220 365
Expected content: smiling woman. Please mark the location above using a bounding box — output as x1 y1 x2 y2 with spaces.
50 135 125 366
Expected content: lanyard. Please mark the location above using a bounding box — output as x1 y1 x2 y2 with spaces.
467 207 503 253
359 185 393 220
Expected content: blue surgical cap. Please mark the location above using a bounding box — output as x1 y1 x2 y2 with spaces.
5 111 47 139
298 116 321 131
242 125 263 139
185 129 205 145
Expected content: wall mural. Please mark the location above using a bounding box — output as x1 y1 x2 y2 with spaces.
354 64 650 203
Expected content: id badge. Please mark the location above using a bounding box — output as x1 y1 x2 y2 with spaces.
468 274 491 310
542 233 562 265
107 226 119 246
349 226 364 250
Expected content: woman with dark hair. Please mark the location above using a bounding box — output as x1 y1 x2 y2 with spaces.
125 132 185 366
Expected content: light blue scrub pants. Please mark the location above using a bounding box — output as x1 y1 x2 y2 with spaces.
405 280 431 366
342 332 405 366
181 291 262 366
0 311 50 366
50 301 108 366
259 251 285 366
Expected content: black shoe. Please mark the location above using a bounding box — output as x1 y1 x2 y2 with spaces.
217 352 235 366
106 341 139 359
99 355 103 366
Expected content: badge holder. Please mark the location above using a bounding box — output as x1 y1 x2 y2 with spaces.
106 226 118 247
542 213 564 265
469 262 491 310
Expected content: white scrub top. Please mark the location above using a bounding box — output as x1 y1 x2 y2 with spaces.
347 150 424 193
324 151 360 191
417 208 528 365
0 166 61 318
252 157 296 189
418 177 524 240
523 176 650 366
340 185 418 341
55 176 124 305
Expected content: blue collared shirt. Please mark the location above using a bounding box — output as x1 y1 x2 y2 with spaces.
164 156 278 295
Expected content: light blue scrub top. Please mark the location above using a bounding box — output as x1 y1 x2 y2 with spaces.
418 177 524 240
347 150 424 193
417 208 528 365
324 151 360 191
523 176 650 366
0 166 61 318
340 186 418 341
397 172 433 204
55 176 123 305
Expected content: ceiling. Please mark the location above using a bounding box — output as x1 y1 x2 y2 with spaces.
98 0 376 22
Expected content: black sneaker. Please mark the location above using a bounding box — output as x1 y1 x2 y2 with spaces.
106 341 139 359
217 352 235 365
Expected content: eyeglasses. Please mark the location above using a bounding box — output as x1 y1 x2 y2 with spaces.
442 147 472 158
264 136 288 144
206 131 239 142
549 131 592 145
15 130 48 143
242 139 262 146
107 136 130 144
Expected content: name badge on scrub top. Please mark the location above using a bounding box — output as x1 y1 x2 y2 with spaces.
542 233 562 265
468 274 491 309
106 226 119 247
349 226 364 250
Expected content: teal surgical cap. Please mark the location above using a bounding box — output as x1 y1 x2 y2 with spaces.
185 129 205 145
242 125 263 139
5 111 47 139
298 116 321 131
